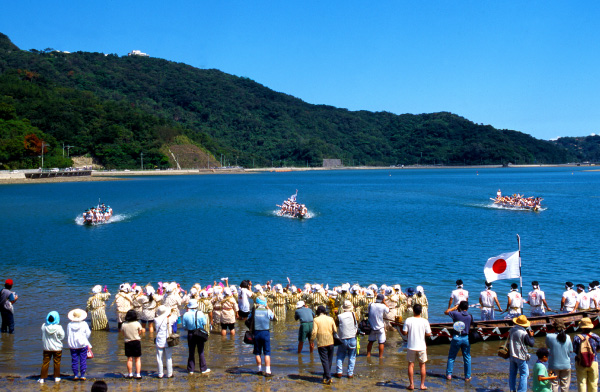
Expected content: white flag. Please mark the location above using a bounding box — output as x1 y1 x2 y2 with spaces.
484 251 520 282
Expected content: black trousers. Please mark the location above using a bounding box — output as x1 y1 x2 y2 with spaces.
318 345 334 380
187 333 207 373
0 309 14 333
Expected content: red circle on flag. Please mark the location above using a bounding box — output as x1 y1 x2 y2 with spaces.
493 259 507 274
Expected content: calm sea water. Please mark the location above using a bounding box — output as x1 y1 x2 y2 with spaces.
0 167 598 378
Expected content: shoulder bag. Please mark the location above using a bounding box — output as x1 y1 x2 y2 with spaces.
192 310 209 342
243 309 255 345
166 316 180 347
497 338 510 359
87 346 94 359
468 314 482 344
357 304 373 335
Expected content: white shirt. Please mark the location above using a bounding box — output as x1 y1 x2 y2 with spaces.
479 289 497 308
508 291 522 308
403 317 431 351
451 288 469 307
589 289 600 309
577 291 591 310
528 289 545 308
562 289 578 309
238 288 252 313
368 302 390 331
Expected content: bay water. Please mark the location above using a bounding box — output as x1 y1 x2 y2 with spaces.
0 167 598 382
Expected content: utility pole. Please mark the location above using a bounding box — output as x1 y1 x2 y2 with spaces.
141 152 144 170
41 142 49 169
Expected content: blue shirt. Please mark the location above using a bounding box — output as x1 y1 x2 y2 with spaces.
294 307 315 323
249 307 274 331
448 310 472 335
182 310 207 331
545 333 573 370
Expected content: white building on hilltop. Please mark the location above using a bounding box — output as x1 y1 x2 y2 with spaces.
128 50 149 57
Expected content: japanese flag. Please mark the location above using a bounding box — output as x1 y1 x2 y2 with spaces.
484 251 520 282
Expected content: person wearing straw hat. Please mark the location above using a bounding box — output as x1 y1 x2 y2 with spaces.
545 319 573 392
294 300 315 354
334 300 358 379
507 315 535 392
67 308 91 381
86 285 110 331
154 305 175 378
572 317 600 392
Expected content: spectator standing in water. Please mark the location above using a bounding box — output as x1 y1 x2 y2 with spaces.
444 301 472 382
311 305 337 385
0 278 18 333
402 304 432 391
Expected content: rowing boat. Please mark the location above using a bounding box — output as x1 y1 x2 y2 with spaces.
391 309 600 345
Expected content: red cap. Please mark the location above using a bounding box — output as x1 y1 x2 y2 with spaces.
5 279 13 286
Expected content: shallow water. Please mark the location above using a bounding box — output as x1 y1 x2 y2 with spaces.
0 167 598 381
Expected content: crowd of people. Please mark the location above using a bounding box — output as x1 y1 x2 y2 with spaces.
1 277 600 390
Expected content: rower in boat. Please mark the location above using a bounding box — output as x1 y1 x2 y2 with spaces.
525 281 553 317
505 283 523 319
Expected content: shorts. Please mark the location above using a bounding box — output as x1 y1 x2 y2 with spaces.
298 322 313 342
253 330 271 356
238 310 250 319
221 323 235 331
407 349 427 364
125 340 142 358
368 329 386 344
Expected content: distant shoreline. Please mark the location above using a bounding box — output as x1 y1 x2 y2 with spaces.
0 163 593 185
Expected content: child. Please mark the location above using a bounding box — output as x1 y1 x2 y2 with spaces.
533 347 557 392
39 311 65 384
122 309 145 379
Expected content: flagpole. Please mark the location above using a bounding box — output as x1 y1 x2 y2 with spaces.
517 234 523 312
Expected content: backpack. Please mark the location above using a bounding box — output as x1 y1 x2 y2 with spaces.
577 334 596 368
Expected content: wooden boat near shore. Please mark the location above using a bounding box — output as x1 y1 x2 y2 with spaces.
391 309 600 345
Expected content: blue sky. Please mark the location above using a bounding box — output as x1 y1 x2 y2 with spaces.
1 1 599 140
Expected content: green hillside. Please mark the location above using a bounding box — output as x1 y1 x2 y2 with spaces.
0 32 575 169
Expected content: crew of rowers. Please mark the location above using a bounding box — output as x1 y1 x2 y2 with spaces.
452 279 600 321
277 191 308 218
493 189 542 209
87 279 429 333
83 204 112 224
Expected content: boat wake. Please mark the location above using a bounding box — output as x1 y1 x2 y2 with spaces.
487 203 547 212
75 214 128 226
272 209 315 219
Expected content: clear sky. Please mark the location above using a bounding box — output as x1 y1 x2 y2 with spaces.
1 1 599 140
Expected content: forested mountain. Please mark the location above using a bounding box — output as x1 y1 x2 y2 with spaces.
553 136 600 163
0 32 575 169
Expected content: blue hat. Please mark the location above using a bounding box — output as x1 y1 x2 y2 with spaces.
407 287 415 296
256 297 267 306
46 311 60 325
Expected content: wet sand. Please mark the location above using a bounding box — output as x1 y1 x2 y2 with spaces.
0 324 568 392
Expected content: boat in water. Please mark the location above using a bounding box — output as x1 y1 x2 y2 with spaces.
83 203 113 225
491 189 542 211
392 309 600 345
277 190 308 218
